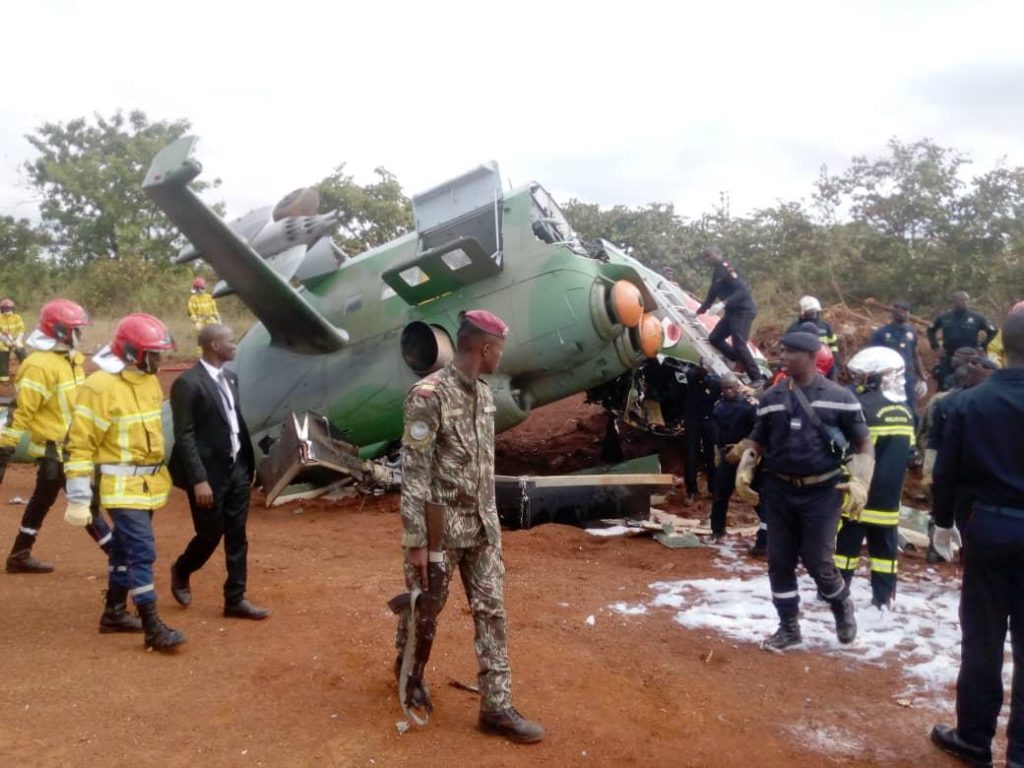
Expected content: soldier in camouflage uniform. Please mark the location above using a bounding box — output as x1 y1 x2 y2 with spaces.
395 309 544 744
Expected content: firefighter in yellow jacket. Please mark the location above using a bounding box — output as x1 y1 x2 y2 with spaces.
63 313 186 652
1 299 115 576
0 298 26 382
187 277 220 330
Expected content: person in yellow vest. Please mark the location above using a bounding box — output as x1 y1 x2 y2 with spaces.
1 299 115 576
187 277 220 330
63 313 186 652
987 301 1024 368
0 298 26 382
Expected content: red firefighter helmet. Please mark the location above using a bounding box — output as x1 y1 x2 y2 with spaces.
815 344 835 376
111 314 175 364
192 277 207 291
39 299 90 344
0 298 14 311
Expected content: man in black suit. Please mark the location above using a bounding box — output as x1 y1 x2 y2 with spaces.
168 324 268 620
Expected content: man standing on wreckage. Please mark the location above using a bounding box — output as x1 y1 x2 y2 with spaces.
735 328 875 651
391 309 544 744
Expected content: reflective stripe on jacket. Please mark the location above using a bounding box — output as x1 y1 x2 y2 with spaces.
0 349 85 458
65 369 170 510
187 293 220 324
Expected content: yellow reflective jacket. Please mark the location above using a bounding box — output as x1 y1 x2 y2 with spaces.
1 349 85 458
0 313 25 351
987 331 1005 368
65 368 171 510
187 293 220 326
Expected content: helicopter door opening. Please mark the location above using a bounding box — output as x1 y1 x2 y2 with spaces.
382 162 505 305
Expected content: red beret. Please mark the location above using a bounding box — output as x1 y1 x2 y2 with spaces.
461 309 508 339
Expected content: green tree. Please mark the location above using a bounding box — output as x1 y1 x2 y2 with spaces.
0 216 55 307
24 110 219 269
313 165 412 255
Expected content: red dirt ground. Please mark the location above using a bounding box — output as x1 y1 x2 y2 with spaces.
0 366 966 768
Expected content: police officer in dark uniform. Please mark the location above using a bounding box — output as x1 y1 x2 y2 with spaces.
927 291 997 391
683 367 719 504
710 373 758 540
870 301 928 413
736 329 873 651
695 246 764 384
930 314 1024 768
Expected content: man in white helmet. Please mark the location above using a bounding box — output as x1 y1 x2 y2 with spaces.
786 296 840 379
834 347 915 609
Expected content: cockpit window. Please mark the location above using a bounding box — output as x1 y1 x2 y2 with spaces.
530 185 575 245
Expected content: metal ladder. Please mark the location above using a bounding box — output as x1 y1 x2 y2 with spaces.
642 277 744 381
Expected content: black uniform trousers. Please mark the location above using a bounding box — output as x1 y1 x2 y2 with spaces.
174 459 251 605
684 422 716 497
11 457 111 553
835 519 899 606
711 462 766 538
711 461 736 535
708 307 761 380
763 474 848 621
957 506 1024 763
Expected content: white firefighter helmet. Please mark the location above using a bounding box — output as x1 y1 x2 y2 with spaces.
799 295 822 314
847 346 907 402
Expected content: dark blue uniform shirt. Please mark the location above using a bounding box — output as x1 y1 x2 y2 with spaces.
698 261 755 312
857 388 914 516
684 373 721 423
869 322 919 377
750 374 869 476
933 368 1024 527
712 397 757 447
927 309 997 353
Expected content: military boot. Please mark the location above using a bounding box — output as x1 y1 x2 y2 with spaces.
137 602 187 652
479 707 544 744
761 618 802 651
748 529 768 558
830 596 857 645
6 545 54 574
99 587 143 633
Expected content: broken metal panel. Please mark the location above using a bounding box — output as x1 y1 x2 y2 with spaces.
495 472 674 530
258 411 383 507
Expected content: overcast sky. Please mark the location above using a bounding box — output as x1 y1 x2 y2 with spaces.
2 0 1023 225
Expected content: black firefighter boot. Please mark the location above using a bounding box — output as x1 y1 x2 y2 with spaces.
99 586 143 633
137 602 187 652
6 532 54 574
830 596 857 645
761 617 802 651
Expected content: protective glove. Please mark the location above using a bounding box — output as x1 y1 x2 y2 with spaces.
915 379 928 399
725 438 753 464
0 445 14 484
735 448 760 505
836 453 875 518
64 501 93 527
932 525 962 562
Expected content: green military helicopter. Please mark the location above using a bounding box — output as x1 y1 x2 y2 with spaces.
144 137 767 503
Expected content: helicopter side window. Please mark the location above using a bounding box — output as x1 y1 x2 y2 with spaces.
530 186 575 246
381 284 397 300
343 292 363 314
398 266 429 286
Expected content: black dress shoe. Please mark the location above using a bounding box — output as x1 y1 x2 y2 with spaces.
930 725 992 767
224 599 270 620
170 563 191 607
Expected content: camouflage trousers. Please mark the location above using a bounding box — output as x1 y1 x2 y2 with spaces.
396 540 512 712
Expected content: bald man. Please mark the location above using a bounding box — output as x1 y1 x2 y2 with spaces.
168 325 268 620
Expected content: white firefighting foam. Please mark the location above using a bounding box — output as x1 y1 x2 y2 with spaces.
609 546 1012 700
